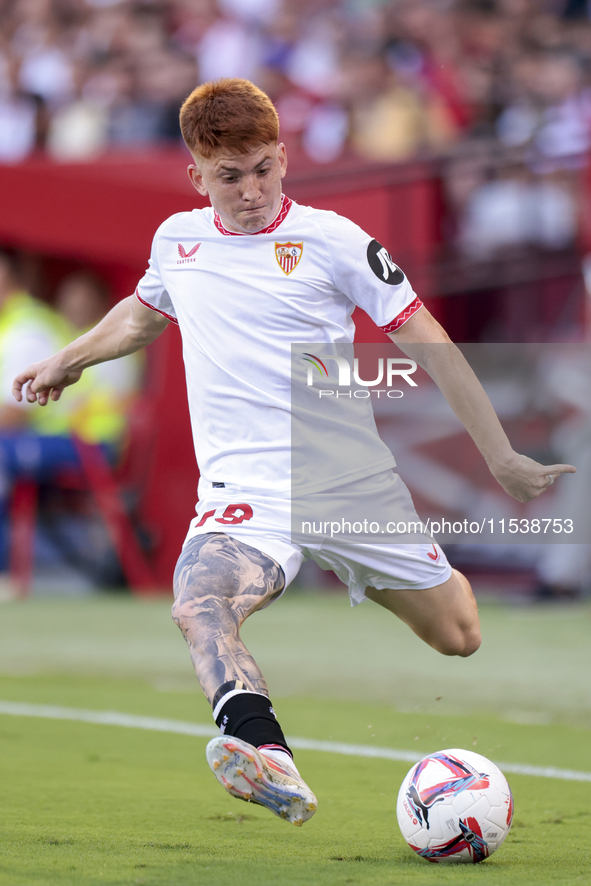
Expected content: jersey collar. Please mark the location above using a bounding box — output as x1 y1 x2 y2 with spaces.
213 193 292 236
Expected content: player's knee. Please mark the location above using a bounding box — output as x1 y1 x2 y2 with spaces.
171 593 215 626
434 624 481 657
457 625 482 657
171 595 233 654
171 597 191 634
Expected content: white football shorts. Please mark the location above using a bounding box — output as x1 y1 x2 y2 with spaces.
184 470 452 606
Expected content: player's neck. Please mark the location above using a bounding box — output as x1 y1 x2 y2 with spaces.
216 194 286 235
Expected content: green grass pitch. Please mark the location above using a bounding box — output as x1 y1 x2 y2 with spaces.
0 592 590 885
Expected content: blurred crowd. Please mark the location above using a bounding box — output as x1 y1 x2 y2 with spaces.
2 0 591 258
0 0 590 169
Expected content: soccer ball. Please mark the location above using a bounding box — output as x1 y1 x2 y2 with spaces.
396 748 514 864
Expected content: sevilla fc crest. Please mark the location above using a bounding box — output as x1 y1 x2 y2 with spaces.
275 242 303 275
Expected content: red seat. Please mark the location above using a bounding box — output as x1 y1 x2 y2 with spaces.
9 398 159 597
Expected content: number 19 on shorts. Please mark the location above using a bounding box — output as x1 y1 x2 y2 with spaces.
195 503 254 527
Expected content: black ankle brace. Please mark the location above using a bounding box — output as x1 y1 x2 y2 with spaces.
214 691 292 757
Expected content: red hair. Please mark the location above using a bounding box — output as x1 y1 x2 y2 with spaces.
180 78 279 157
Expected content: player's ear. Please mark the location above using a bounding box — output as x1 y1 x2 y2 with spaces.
188 164 208 197
277 143 287 179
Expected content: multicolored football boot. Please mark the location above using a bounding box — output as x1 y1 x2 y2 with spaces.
206 736 317 826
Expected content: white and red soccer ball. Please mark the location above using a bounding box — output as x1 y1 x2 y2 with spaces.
397 749 514 864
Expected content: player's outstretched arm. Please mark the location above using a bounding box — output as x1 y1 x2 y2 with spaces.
12 294 169 407
390 307 576 503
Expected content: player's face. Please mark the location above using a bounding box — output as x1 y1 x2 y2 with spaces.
187 142 287 234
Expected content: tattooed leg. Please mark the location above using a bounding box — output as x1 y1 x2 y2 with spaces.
171 533 285 704
175 534 317 825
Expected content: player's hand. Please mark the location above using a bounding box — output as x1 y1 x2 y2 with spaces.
12 357 83 407
489 451 576 503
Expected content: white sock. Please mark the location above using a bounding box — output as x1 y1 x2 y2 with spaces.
259 746 301 777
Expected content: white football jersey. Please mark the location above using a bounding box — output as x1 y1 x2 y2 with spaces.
136 195 423 493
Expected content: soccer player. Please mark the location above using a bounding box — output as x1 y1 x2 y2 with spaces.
13 79 575 827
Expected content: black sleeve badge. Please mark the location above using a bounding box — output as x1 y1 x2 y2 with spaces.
366 239 405 285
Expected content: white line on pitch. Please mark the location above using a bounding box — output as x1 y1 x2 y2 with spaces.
0 700 590 784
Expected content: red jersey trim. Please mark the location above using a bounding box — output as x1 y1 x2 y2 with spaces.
380 297 423 334
136 290 179 325
213 194 292 236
